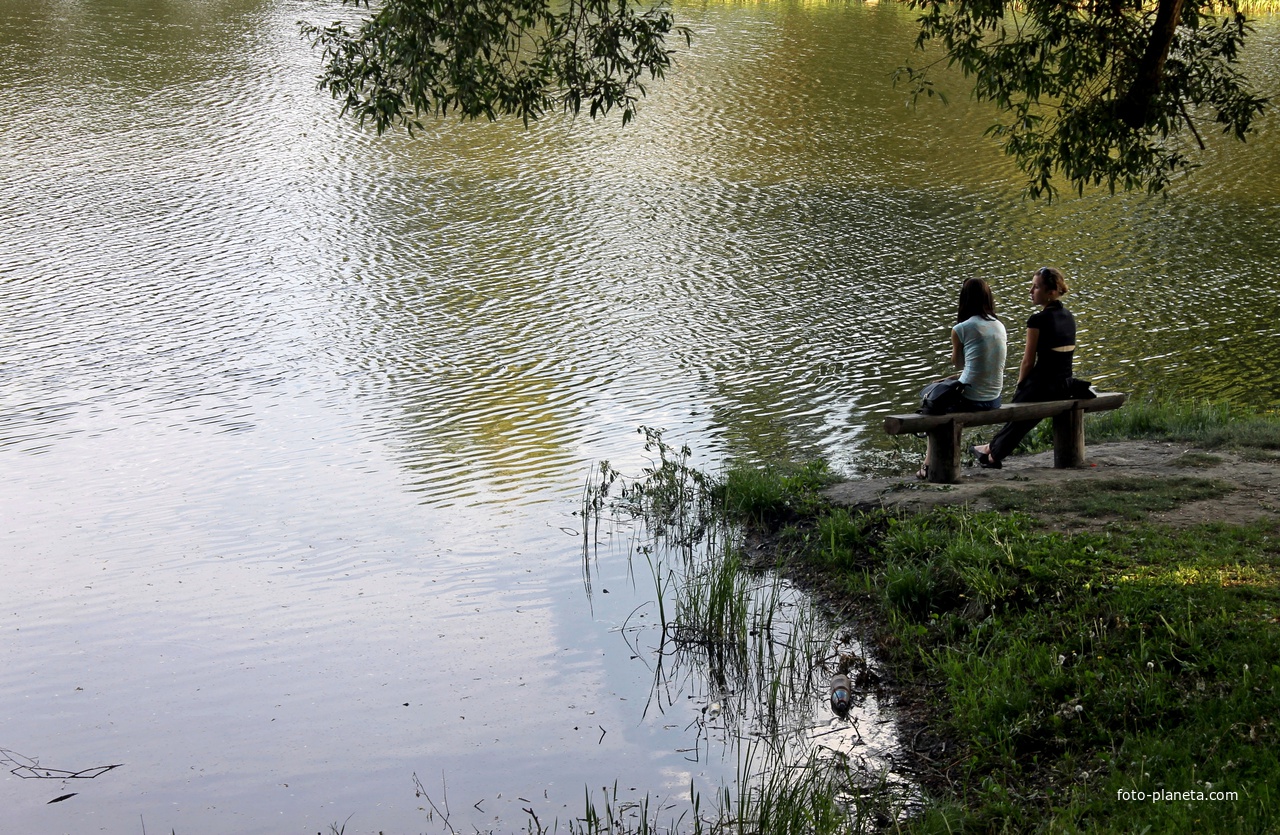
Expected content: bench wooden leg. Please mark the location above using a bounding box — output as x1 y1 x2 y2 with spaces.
925 421 962 483
1052 404 1086 468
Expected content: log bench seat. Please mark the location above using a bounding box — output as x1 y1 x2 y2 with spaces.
884 392 1129 483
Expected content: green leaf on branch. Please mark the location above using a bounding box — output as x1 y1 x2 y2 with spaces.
301 0 689 133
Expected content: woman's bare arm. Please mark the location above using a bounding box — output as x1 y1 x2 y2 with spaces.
1017 328 1039 384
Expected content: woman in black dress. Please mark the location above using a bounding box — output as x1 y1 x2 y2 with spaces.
972 267 1075 469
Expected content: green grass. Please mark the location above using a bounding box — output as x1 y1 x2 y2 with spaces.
744 474 1280 831
855 511 1280 833
718 459 835 526
1085 397 1280 450
670 545 753 654
981 476 1233 519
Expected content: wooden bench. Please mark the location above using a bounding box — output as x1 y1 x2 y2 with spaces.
884 392 1128 483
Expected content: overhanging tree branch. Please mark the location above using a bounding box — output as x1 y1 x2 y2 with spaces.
900 0 1268 198
304 0 1268 200
301 0 689 132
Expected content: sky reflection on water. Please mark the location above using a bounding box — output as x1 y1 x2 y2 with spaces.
1 0 1277 832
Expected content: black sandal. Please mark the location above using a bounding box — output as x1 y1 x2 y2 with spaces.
970 445 1002 469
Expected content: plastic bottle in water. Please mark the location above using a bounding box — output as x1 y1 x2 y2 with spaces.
829 673 852 717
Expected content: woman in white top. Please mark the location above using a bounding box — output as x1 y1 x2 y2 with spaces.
950 278 1007 408
917 278 1007 478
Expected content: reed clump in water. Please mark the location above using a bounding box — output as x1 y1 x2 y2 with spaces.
580 432 905 833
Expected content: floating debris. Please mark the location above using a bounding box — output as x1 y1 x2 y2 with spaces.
1 748 123 780
829 674 852 718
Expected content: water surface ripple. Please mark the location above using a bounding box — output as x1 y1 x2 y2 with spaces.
1 0 1278 832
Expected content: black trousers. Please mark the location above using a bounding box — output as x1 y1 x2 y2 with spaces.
988 379 1068 461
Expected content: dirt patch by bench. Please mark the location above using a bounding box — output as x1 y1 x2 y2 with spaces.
824 441 1280 531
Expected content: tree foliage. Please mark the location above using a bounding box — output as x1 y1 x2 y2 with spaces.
898 0 1270 198
304 0 1269 199
301 0 688 131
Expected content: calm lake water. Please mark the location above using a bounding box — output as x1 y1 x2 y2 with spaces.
2 0 1278 832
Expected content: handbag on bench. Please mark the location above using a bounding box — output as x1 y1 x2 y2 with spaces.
1067 377 1097 399
917 379 966 415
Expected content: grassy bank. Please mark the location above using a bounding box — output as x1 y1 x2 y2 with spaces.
577 400 1279 832
721 399 1280 832
787 507 1279 831
1083 396 1280 451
